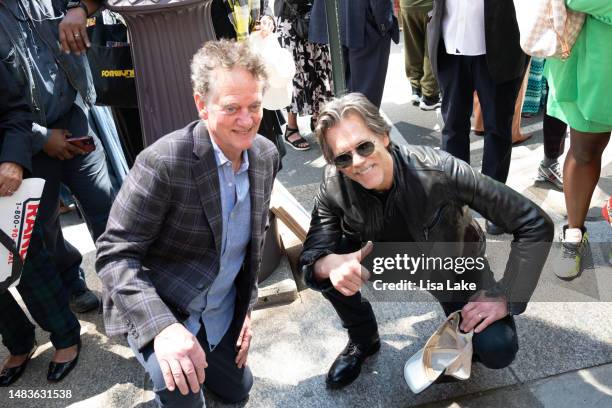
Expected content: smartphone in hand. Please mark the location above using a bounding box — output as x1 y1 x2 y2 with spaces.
67 136 96 153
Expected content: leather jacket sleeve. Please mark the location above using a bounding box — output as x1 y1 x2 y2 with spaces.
298 174 344 291
444 153 554 314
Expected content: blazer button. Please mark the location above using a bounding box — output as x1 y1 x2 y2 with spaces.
196 282 205 290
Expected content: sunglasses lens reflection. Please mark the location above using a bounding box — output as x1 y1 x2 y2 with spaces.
356 141 375 157
333 141 375 168
334 154 352 168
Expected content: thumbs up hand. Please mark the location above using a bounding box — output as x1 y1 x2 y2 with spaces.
313 241 374 297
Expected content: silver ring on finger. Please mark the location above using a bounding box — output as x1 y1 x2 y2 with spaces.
478 313 484 319
74 33 80 38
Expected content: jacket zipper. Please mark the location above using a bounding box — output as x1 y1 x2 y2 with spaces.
423 205 446 241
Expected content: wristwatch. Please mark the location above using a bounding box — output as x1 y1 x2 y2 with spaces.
66 0 89 16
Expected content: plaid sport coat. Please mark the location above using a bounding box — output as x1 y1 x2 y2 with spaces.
96 120 279 350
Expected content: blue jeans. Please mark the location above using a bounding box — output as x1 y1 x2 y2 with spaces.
128 323 253 408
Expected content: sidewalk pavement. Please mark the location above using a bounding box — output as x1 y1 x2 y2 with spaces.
2 37 611 408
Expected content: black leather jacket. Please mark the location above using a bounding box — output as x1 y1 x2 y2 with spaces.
299 144 554 314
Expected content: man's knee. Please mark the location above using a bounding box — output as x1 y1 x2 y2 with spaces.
206 366 253 403
473 318 518 369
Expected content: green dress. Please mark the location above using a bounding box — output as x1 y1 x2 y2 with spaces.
545 0 612 133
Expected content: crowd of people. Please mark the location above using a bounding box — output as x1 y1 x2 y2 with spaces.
0 1 610 407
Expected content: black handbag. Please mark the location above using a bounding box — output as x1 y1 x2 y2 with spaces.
86 13 138 108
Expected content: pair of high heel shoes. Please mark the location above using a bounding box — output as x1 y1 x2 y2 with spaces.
404 311 473 394
0 340 81 386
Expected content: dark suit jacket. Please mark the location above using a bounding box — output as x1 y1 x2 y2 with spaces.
309 0 399 48
427 0 527 84
96 120 279 350
0 55 33 173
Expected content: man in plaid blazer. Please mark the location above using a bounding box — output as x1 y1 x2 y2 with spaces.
96 40 279 407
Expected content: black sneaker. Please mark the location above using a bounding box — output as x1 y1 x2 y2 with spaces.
419 95 441 111
555 225 589 280
70 289 100 313
411 88 422 106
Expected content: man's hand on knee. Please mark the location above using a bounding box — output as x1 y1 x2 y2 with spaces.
154 323 208 395
461 292 508 334
313 241 374 297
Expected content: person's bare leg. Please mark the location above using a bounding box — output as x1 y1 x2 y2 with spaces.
564 129 611 229
473 92 484 134
511 68 530 144
287 111 298 129
2 353 31 369
51 344 78 363
284 111 310 149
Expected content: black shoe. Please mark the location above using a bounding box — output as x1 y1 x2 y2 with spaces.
47 341 81 383
485 220 505 236
0 342 37 387
326 336 381 389
70 288 100 313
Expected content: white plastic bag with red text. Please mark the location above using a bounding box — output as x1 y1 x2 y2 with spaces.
0 178 45 291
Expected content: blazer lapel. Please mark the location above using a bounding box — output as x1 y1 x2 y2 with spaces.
247 141 264 268
192 121 223 256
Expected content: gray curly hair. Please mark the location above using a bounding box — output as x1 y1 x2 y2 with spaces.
190 39 269 102
315 93 393 163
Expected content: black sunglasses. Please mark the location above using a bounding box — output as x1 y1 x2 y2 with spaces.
333 140 376 168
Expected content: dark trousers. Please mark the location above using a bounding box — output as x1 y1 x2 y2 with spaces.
0 223 81 355
32 133 113 294
543 111 567 160
343 25 392 108
128 322 253 408
437 50 525 183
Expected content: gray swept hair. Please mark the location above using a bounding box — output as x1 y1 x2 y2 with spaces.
190 39 269 102
315 93 393 163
